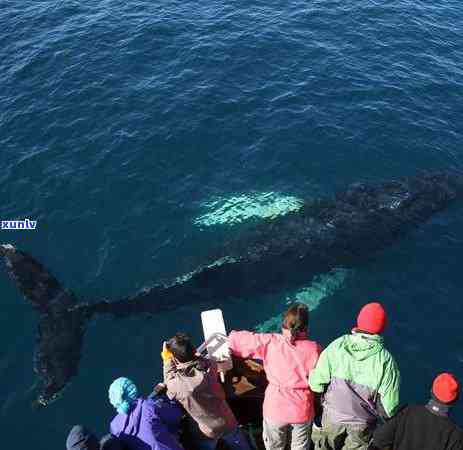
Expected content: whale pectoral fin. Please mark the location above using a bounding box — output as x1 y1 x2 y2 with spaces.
0 244 86 407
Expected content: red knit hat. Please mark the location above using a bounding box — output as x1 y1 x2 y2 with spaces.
432 373 460 404
356 302 387 334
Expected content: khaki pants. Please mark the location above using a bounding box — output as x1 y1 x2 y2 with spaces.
263 418 312 450
314 420 371 450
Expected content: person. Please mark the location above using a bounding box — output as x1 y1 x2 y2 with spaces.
308 302 400 450
66 425 99 450
109 377 184 450
66 424 126 450
227 303 321 450
369 373 463 450
162 333 251 450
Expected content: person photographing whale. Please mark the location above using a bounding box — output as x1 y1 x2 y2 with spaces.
308 302 401 450
162 333 250 450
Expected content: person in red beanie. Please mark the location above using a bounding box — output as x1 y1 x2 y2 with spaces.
309 302 400 450
369 373 463 450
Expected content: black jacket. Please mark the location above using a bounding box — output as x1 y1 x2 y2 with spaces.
370 403 463 450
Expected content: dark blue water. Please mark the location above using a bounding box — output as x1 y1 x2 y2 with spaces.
2 1 463 448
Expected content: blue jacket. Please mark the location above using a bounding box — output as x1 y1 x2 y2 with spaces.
110 396 184 450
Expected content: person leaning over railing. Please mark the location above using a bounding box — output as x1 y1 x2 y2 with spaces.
108 377 184 450
162 333 251 450
228 303 322 450
369 373 463 450
308 302 400 450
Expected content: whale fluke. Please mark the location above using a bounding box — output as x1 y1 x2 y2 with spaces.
0 244 76 312
0 244 85 407
1 173 463 407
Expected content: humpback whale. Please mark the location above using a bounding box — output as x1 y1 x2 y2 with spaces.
1 173 462 407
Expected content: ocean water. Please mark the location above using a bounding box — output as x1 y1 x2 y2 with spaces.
1 0 463 448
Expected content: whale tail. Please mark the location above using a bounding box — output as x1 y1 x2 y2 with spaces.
0 244 87 407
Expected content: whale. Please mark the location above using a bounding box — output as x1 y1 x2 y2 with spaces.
1 173 462 407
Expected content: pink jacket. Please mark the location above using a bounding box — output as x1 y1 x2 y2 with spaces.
228 329 321 425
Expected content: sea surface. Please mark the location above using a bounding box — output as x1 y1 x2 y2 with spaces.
1 1 463 448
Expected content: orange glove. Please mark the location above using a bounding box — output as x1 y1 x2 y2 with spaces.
161 342 173 362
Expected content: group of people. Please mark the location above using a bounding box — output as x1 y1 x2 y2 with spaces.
66 302 463 450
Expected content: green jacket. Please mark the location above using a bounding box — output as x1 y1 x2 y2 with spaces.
309 332 400 426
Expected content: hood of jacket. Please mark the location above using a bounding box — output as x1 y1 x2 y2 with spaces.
66 425 99 450
341 331 384 361
175 357 211 376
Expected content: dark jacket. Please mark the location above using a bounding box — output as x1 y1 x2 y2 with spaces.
100 434 126 450
371 403 463 450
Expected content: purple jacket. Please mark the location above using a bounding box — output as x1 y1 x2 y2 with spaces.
110 397 184 450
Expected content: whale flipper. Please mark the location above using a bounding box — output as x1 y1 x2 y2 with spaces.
0 244 85 407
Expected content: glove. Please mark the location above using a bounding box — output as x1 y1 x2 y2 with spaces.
149 383 167 398
161 349 173 362
161 342 174 362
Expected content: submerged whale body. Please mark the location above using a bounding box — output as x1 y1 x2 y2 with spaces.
1 173 462 407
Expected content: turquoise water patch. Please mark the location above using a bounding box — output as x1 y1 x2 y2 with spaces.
256 269 350 333
194 192 304 227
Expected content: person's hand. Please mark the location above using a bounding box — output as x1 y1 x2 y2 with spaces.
314 392 323 418
161 341 174 362
149 383 167 398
